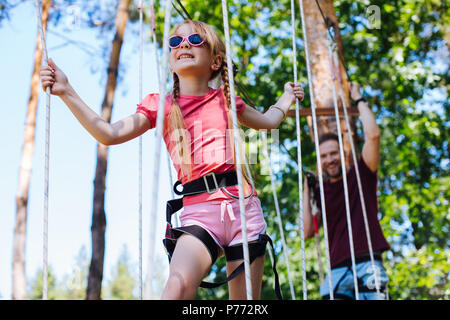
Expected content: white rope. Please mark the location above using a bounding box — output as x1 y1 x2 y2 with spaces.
289 0 307 300
149 0 177 228
146 0 172 299
310 204 325 283
220 0 253 299
330 43 382 299
297 0 334 300
137 0 144 301
35 0 50 301
326 35 359 300
261 131 296 299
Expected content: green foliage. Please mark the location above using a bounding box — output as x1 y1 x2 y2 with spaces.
60 245 89 299
387 245 450 299
104 245 138 300
29 266 67 300
28 246 89 300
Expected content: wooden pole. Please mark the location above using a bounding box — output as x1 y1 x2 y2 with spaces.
296 0 356 167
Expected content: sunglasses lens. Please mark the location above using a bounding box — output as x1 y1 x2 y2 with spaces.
169 36 183 48
188 34 203 45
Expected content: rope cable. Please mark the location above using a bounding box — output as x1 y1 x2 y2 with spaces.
138 0 144 301
148 0 177 228
290 0 307 300
331 44 382 299
327 35 360 300
175 0 192 20
34 0 50 301
221 0 253 299
297 0 334 300
146 0 172 299
261 131 296 299
171 1 186 20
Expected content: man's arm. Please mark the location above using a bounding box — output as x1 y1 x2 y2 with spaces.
350 82 380 172
302 176 316 239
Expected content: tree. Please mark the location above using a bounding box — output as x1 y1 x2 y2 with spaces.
104 245 137 300
12 0 52 300
28 266 66 300
60 245 89 299
300 0 355 167
86 0 132 300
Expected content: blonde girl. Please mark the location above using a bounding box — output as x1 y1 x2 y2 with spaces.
40 19 304 300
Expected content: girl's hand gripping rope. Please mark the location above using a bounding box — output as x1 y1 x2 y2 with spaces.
40 58 70 97
284 82 304 105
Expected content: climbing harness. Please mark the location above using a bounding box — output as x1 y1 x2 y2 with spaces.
162 171 283 299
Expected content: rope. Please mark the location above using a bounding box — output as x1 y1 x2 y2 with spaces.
261 131 296 299
148 0 177 229
146 0 172 299
34 0 50 301
330 42 382 299
220 0 253 299
289 0 307 300
326 35 359 300
138 0 144 301
310 204 324 282
171 1 186 20
297 0 334 300
175 0 192 20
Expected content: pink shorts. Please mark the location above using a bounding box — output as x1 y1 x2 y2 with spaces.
180 195 267 248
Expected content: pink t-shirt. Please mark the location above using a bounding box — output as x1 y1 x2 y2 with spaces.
136 87 254 205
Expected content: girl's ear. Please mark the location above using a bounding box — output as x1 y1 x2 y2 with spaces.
211 55 223 71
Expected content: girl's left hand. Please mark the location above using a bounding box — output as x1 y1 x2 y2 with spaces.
284 82 304 104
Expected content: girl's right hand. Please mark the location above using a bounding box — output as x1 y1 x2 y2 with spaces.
40 58 70 96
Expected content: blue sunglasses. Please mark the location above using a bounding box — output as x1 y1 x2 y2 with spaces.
168 33 206 49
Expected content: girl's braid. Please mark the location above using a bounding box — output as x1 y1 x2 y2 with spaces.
221 63 232 110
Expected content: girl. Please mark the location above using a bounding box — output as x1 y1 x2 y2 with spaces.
40 19 304 300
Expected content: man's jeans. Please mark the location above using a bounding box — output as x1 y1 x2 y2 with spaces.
320 259 389 300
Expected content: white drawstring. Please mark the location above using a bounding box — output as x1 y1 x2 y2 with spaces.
221 200 236 223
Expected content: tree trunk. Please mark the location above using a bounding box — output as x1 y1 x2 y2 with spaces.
12 0 52 300
302 0 355 167
86 0 131 300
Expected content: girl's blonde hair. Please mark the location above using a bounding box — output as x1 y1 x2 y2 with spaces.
169 20 251 187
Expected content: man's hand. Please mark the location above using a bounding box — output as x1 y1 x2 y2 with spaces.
305 171 317 191
349 82 363 101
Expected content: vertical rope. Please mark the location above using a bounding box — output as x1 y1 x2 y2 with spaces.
261 131 296 299
331 45 382 299
35 0 50 301
147 0 172 299
289 0 307 300
149 0 177 227
220 0 253 299
137 0 144 301
297 0 334 300
327 36 359 300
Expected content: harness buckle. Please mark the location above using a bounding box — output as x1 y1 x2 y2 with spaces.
203 172 219 193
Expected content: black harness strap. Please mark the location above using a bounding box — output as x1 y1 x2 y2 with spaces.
199 234 283 300
162 172 283 300
164 224 220 264
173 171 238 197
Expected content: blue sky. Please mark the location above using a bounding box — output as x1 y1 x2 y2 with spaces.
0 2 174 299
